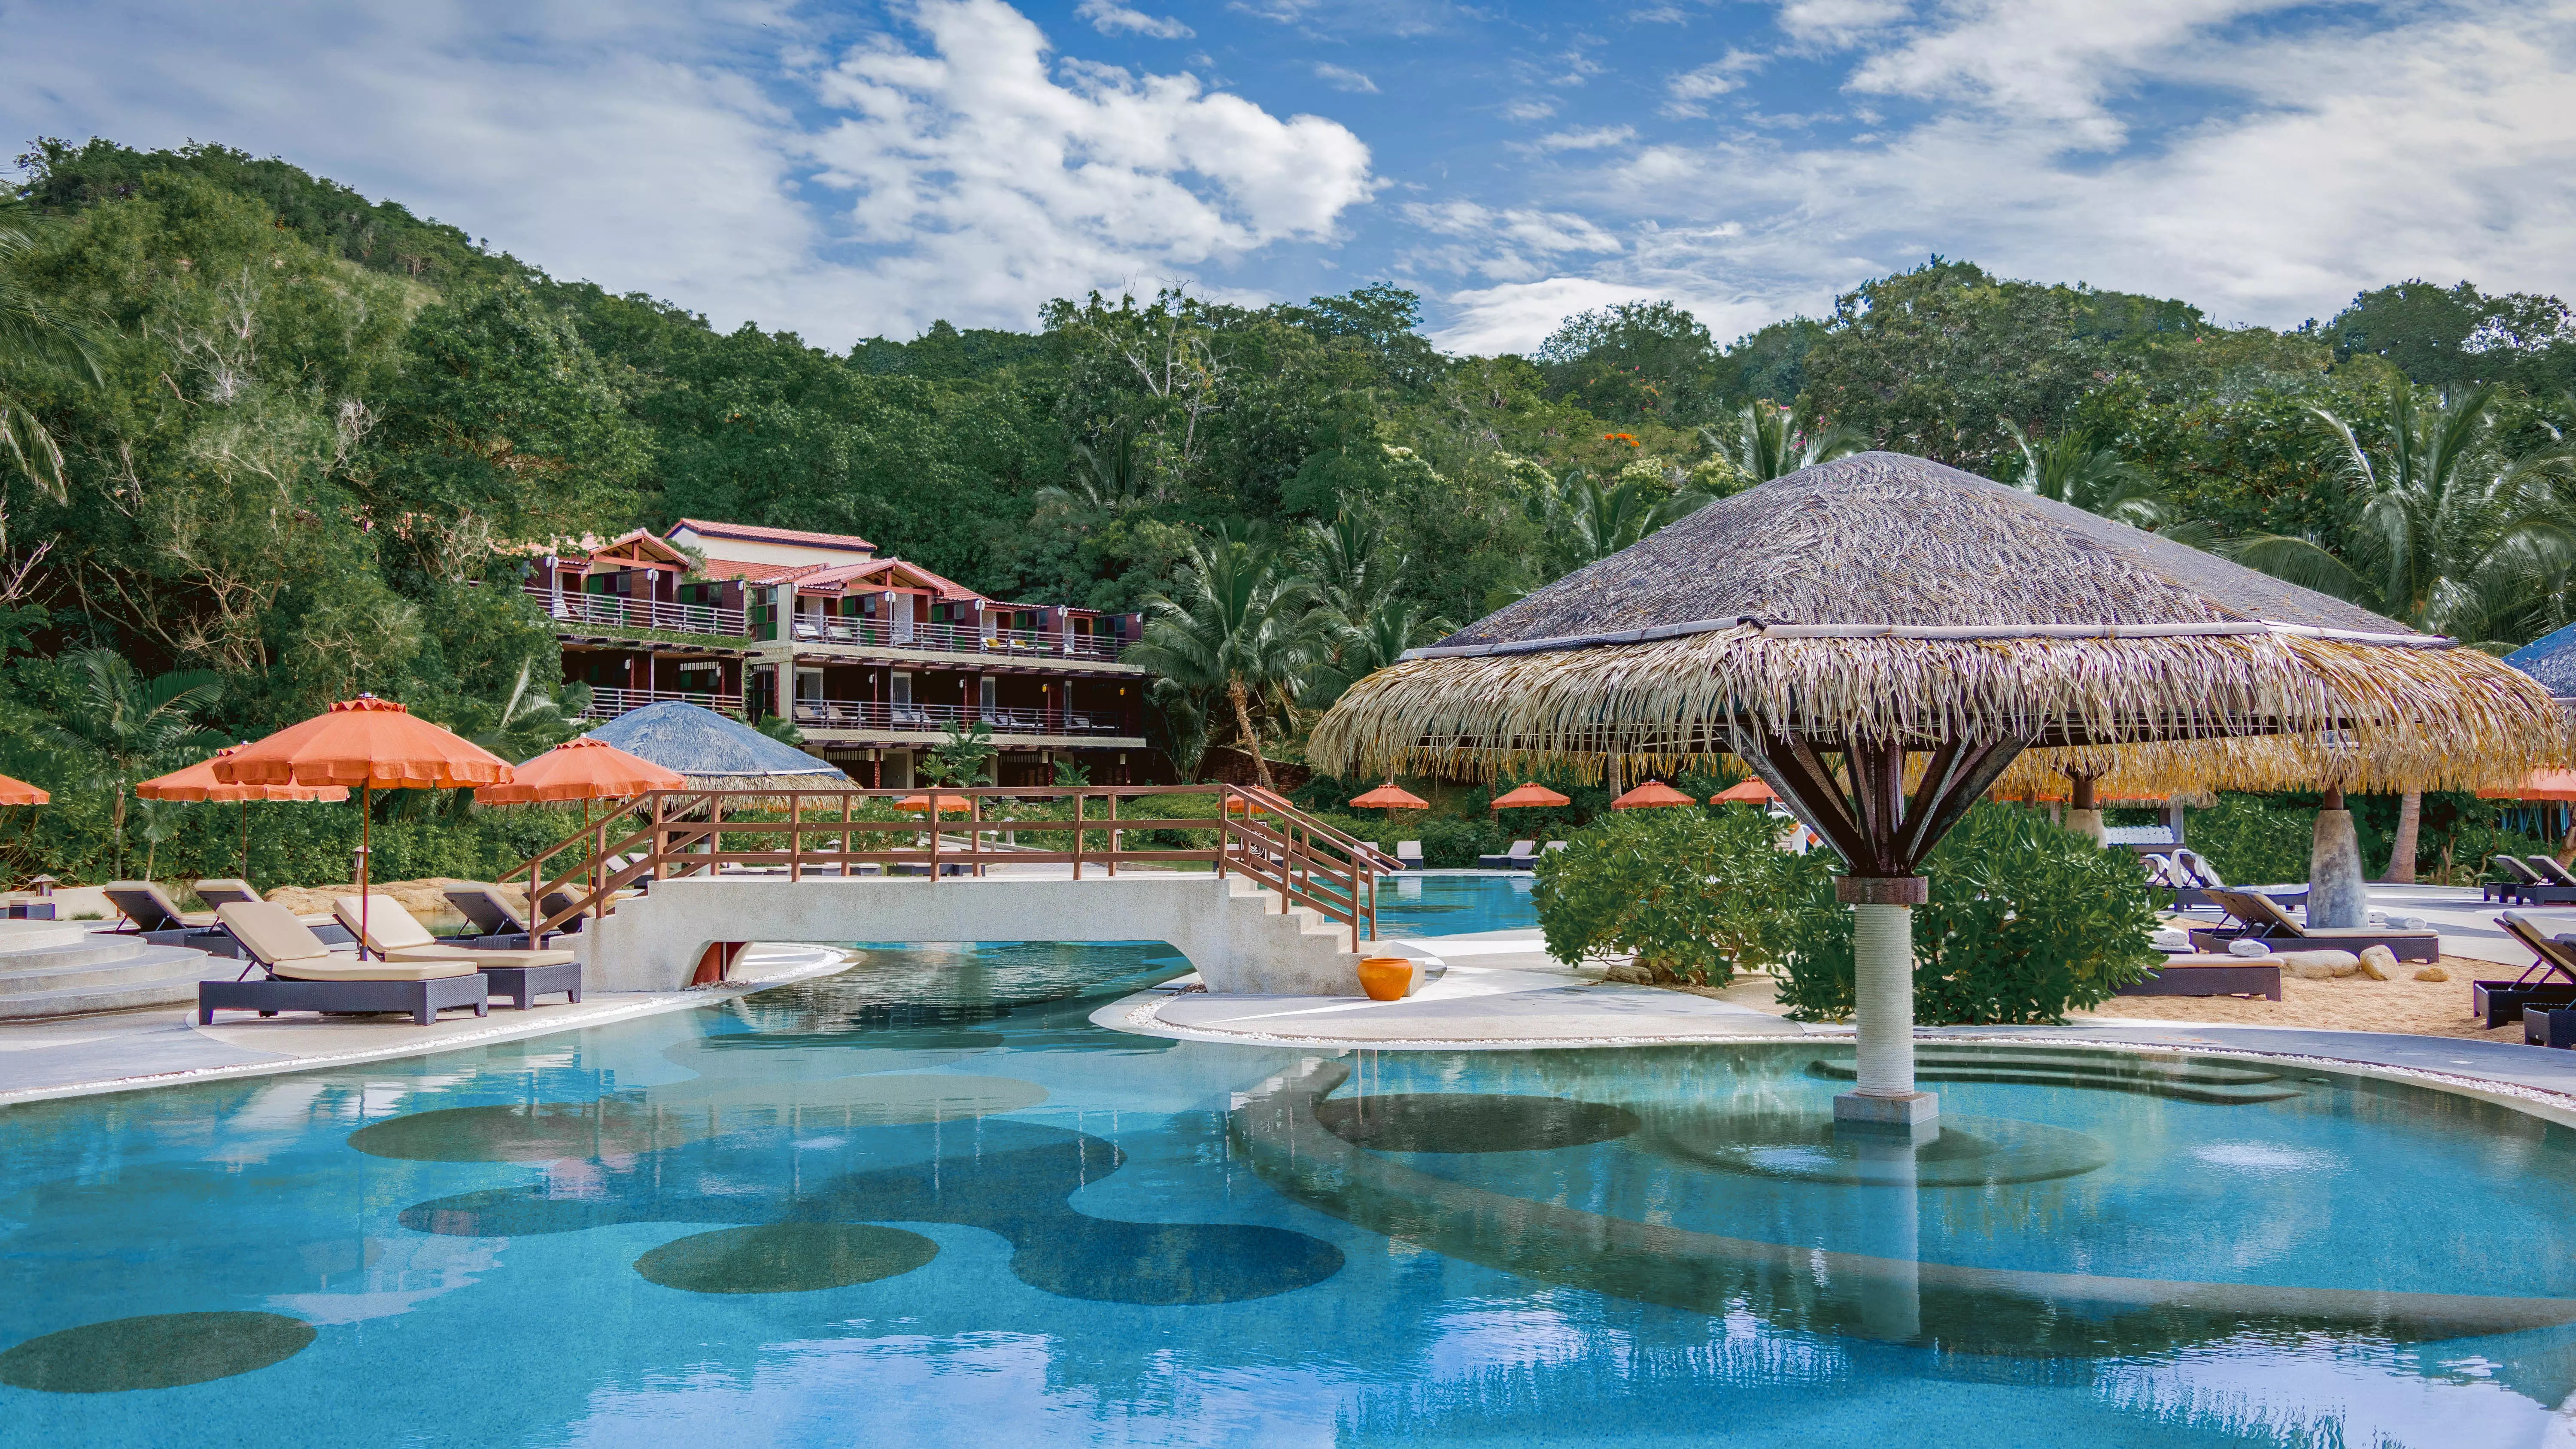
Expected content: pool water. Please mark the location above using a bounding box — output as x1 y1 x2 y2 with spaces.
3 939 2573 1447
1373 872 1539 939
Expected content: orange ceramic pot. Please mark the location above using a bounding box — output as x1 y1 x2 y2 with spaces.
1356 956 1413 1001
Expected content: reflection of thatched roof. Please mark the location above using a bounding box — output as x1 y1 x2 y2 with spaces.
584 702 850 791
1314 453 2565 790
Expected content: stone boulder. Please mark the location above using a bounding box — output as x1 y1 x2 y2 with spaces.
2272 950 2361 979
2355 944 2400 981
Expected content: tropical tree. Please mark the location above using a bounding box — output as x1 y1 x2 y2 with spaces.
1300 507 1402 629
1703 399 1867 486
1997 419 2170 527
41 649 226 875
1039 424 1154 513
1302 596 1450 711
1126 526 1336 789
2223 381 2576 878
1534 469 1712 580
0 202 104 581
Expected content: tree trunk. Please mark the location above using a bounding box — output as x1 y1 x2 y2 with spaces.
2380 790 2420 883
1227 679 1273 790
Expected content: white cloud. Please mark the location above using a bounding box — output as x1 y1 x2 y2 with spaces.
812 0 1377 330
1434 276 1670 354
1665 49 1764 112
1074 0 1194 40
1501 97 1560 122
0 0 1374 342
1776 0 1911 46
1398 199 1623 282
1313 62 1378 92
1531 125 1638 152
1433 0 2576 349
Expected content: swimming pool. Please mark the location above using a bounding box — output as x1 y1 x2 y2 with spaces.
1373 872 1539 939
2 939 2570 1447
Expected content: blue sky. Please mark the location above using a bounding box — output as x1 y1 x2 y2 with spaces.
5 0 2573 353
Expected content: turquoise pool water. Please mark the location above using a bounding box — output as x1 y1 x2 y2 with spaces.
1373 871 1539 938
3 936 2573 1447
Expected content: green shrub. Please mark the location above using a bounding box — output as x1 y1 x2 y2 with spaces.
1533 807 1826 986
2183 793 2320 887
1776 803 2159 1025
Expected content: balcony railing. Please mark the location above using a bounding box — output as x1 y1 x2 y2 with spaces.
583 686 744 720
529 584 752 638
789 615 1127 661
792 699 1135 737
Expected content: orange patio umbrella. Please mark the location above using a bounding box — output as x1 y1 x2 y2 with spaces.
1491 782 1570 810
896 793 975 815
477 738 684 806
1611 779 1697 809
0 772 49 806
1350 781 1430 811
2476 770 2576 801
215 696 512 950
139 745 351 880
1710 778 1777 804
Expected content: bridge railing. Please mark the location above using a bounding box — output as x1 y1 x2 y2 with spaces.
507 784 1401 952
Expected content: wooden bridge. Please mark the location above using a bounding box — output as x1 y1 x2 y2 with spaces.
508 784 1404 994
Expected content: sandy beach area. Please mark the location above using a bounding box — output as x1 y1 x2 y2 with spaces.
1697 957 2531 1043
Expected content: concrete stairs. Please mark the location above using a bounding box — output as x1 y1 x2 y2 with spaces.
1212 875 1371 993
0 921 227 1020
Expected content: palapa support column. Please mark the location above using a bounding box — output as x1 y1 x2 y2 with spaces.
2309 784 2368 928
1745 728 2028 1136
2063 772 2107 848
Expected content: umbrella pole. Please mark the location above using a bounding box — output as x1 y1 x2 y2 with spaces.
358 784 371 959
239 801 250 882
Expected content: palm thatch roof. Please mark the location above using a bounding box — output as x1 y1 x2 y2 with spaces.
583 702 851 792
2505 620 2576 701
1313 453 2565 792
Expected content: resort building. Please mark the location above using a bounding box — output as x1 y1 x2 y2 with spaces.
522 519 1154 786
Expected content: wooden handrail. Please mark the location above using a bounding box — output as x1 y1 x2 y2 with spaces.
507 784 1389 949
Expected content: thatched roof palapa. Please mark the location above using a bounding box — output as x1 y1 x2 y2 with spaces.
583 701 851 792
1313 453 2564 796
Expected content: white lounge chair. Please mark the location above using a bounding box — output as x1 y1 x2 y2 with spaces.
199 902 487 1026
1395 840 1423 871
332 895 583 1010
1477 840 1538 869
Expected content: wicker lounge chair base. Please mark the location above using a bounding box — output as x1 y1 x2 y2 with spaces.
2526 1005 2576 1049
2117 957 2282 1000
477 961 583 1010
2187 927 2438 961
198 975 490 1027
2475 980 2576 1028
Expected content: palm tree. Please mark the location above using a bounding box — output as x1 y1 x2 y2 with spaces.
42 648 226 874
1537 469 1713 580
1039 425 1153 513
1303 596 1451 710
1703 400 1867 485
2225 381 2576 879
1997 419 2170 527
1126 526 1336 789
1300 508 1400 629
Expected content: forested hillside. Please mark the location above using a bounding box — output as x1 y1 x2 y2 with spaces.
4 136 2575 882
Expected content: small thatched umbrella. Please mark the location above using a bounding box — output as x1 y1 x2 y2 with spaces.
1314 453 2561 1130
583 701 851 791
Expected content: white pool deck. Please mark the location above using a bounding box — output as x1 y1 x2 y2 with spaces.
6 881 2576 1120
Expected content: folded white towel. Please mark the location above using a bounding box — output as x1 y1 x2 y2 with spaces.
2151 928 2190 951
2227 938 2272 957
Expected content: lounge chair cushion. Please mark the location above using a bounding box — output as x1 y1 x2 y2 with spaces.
193 878 264 907
443 885 530 935
331 894 446 953
216 901 338 967
384 945 578 968
274 957 477 982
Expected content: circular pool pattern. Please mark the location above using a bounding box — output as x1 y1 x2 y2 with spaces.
0 1313 316 1393
1655 1109 2113 1187
635 1224 942 1294
1315 1092 1641 1153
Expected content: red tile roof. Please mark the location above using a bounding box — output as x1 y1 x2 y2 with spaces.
665 518 876 552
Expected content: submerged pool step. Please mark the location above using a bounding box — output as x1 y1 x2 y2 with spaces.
1805 1049 2304 1105
0 936 230 1019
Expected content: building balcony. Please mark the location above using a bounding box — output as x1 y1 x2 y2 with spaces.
791 699 1136 738
583 686 744 720
529 584 753 638
788 616 1129 662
